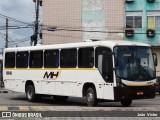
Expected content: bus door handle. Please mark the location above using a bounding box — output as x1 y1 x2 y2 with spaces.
77 83 82 86
105 83 113 86
47 82 51 84
98 84 103 88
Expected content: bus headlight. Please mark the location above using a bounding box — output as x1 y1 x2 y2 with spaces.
116 77 121 86
116 78 126 87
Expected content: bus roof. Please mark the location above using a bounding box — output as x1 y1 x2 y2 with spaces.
4 40 151 52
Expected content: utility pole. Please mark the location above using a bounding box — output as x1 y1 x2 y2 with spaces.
34 0 40 46
5 18 8 48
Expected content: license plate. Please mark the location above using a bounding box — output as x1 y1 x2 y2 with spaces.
137 92 144 95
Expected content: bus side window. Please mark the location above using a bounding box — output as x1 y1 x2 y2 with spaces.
60 49 77 68
95 47 113 82
78 48 94 68
16 51 29 68
29 51 43 68
44 50 59 68
5 52 15 68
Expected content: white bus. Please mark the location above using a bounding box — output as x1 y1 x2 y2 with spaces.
0 56 3 87
3 40 157 106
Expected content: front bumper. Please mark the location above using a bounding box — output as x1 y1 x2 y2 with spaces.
114 86 155 100
156 85 160 92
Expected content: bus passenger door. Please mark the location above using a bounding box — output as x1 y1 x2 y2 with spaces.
96 47 114 100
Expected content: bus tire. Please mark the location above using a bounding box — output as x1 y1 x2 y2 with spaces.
86 87 97 107
121 100 132 107
26 85 36 102
53 96 68 102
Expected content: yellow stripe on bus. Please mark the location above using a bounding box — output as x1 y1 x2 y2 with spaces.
127 84 155 87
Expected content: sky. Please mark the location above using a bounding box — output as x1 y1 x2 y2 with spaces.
0 0 41 51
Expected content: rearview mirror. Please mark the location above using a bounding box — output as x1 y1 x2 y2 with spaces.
153 53 158 66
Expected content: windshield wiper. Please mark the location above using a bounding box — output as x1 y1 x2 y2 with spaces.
138 65 151 80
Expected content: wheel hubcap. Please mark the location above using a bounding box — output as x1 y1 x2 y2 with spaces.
27 89 32 99
87 92 93 102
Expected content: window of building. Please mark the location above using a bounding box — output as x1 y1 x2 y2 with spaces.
44 50 59 68
78 48 94 68
155 16 160 29
29 51 43 68
126 16 133 28
5 52 15 68
60 49 77 68
126 12 142 28
16 52 29 68
95 47 113 82
147 16 160 29
126 16 142 28
147 11 160 29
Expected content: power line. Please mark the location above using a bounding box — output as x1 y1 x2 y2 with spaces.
9 38 31 46
0 26 34 30
0 32 18 46
0 13 33 26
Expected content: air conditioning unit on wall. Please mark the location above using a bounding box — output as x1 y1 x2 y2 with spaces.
126 0 134 3
40 0 42 6
125 29 134 37
147 0 155 3
147 29 155 37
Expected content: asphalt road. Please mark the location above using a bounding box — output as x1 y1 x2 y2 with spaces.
0 93 160 119
0 92 160 109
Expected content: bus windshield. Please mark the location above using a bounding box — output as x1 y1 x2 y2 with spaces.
114 46 156 81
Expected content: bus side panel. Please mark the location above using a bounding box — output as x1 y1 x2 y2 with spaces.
69 82 77 96
92 70 114 100
103 84 114 100
95 83 103 99
4 79 15 91
15 79 25 93
33 79 42 94
41 80 55 95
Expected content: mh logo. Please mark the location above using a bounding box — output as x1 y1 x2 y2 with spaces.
43 71 60 80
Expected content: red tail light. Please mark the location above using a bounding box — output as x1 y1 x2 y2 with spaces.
156 82 160 85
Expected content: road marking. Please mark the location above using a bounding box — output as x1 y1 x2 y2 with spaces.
8 107 19 111
19 106 30 111
0 106 8 111
29 106 45 111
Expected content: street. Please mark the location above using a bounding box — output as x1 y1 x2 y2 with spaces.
0 92 160 119
0 92 160 111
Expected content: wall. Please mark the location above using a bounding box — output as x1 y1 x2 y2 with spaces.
43 0 82 44
125 0 160 45
125 0 160 76
42 0 125 44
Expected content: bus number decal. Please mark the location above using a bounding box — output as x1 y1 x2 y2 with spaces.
43 71 61 80
6 71 12 75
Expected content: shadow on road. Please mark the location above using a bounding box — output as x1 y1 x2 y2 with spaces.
5 93 160 107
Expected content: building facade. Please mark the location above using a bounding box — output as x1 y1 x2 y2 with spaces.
42 0 125 44
125 0 160 76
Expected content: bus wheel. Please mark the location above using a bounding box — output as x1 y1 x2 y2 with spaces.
26 85 36 102
86 87 97 107
53 96 68 102
121 100 132 107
